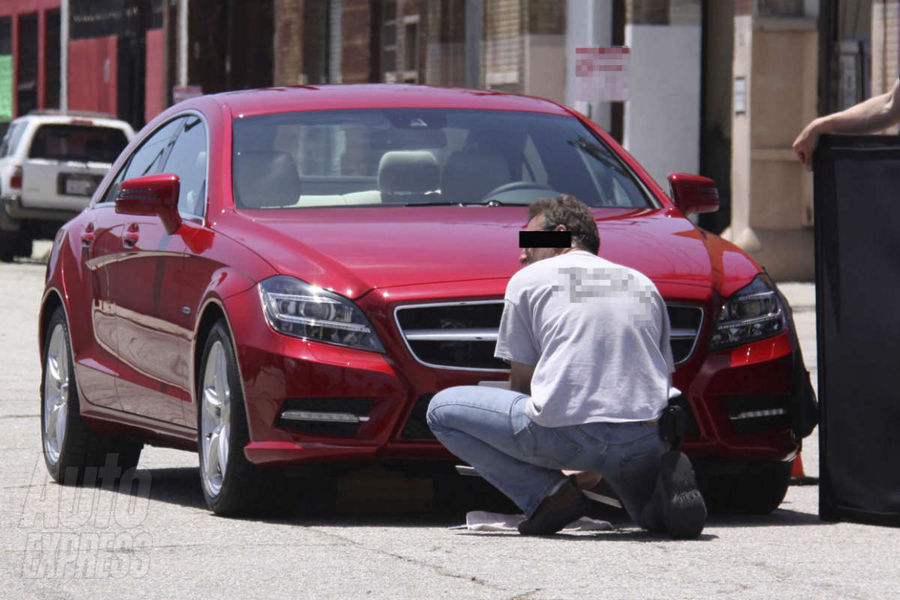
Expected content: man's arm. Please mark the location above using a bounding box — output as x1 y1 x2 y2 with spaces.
793 78 900 169
509 361 535 396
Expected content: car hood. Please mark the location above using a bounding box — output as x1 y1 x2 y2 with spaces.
224 206 760 299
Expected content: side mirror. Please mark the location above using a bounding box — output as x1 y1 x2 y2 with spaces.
116 174 181 234
667 173 719 216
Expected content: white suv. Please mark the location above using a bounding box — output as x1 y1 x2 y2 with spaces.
0 111 134 261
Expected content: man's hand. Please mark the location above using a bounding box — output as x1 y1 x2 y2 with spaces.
793 78 900 171
792 119 821 171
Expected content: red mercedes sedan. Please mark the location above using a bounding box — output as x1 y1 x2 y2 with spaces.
39 85 810 515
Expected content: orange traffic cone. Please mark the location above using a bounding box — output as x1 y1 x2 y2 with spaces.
790 453 818 485
791 454 805 478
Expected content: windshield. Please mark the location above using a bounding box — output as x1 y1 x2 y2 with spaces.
232 109 654 209
28 124 129 163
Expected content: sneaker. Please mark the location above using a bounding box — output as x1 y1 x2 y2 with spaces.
517 476 588 536
658 450 707 539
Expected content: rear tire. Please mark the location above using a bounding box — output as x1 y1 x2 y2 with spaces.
197 320 299 516
0 229 17 262
15 232 32 259
41 307 142 485
698 460 792 515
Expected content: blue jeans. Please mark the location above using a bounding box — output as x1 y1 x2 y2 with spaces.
427 385 667 529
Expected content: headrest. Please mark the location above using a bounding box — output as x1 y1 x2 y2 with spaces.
234 151 301 208
377 150 440 196
441 149 510 203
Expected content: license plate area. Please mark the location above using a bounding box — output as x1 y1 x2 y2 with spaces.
58 173 102 197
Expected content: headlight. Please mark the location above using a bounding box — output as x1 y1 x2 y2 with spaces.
258 276 385 353
709 274 785 351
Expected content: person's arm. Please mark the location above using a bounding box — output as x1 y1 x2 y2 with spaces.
509 361 535 395
793 78 900 169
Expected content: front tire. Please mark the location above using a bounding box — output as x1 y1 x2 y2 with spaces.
698 460 792 515
197 320 297 516
41 307 142 484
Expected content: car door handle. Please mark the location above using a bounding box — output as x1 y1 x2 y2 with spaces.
81 223 95 247
123 223 140 247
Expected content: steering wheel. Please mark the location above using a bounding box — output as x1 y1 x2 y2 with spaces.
480 181 556 202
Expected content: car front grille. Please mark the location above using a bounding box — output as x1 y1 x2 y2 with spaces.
394 300 704 372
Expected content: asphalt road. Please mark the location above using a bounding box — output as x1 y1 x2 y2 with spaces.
0 250 896 599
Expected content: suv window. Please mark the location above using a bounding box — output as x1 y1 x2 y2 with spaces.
28 124 128 163
0 121 26 157
99 117 185 205
162 116 207 216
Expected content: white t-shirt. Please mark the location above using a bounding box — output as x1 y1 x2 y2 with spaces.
494 250 674 427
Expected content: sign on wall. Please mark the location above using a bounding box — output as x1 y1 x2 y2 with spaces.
0 55 11 121
574 47 630 102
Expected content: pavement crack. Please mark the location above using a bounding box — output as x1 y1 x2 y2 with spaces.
509 588 543 599
308 527 506 592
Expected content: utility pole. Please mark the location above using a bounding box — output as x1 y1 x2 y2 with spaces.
178 0 188 87
465 0 482 88
60 0 68 112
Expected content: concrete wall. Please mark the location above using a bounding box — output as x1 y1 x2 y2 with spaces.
727 7 818 281
623 21 701 188
524 33 566 104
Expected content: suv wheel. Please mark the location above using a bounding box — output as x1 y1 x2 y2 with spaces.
16 232 32 259
0 230 17 262
41 307 142 483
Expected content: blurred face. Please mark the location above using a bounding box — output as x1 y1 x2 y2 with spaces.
519 213 570 265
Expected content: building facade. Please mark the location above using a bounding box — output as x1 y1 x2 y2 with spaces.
1 0 894 279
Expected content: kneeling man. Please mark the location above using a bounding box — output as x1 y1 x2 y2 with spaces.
427 195 706 538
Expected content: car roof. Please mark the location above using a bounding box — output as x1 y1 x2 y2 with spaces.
206 84 573 118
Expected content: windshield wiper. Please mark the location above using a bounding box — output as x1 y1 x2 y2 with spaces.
403 199 508 207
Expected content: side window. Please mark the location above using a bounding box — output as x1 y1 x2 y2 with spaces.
98 117 185 205
162 116 207 216
0 122 23 156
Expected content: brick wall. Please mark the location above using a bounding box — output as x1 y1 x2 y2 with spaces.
424 0 465 86
274 0 303 85
341 0 373 83
526 0 564 34
483 0 521 89
872 0 900 98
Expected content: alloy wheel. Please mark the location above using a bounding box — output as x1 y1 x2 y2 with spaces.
200 340 231 498
42 324 70 466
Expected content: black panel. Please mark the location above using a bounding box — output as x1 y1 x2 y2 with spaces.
814 134 900 526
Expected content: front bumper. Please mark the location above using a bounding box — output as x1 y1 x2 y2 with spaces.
225 284 802 468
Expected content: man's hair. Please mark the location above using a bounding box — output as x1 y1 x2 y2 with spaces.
528 194 600 255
